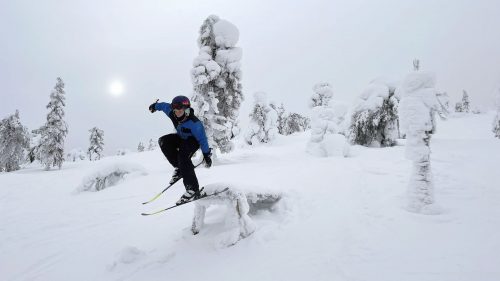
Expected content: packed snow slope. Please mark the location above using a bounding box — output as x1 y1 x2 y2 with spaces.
1 113 499 281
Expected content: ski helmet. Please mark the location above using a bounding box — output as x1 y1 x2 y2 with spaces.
171 95 190 110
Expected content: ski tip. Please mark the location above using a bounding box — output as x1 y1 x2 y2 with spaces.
141 213 150 216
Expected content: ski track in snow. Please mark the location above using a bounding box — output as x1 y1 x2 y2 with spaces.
1 113 499 281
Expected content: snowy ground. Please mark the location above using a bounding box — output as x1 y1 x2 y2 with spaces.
1 113 499 281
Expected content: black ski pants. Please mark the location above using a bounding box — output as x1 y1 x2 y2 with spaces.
158 134 200 192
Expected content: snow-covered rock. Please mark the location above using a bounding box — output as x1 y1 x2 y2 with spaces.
191 183 283 247
78 162 147 192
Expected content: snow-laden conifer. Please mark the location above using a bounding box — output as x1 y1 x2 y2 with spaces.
270 102 287 135
88 127 104 161
348 81 399 147
0 110 30 172
283 113 310 135
413 59 420 71
398 71 440 213
461 90 470 113
137 142 145 152
191 15 243 153
36 77 68 170
270 102 310 135
245 92 277 145
455 90 471 113
308 83 349 157
310 82 333 108
147 139 156 151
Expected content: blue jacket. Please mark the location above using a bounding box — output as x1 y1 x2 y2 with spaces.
155 102 210 154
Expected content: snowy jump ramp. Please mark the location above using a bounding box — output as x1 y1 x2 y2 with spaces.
191 183 283 247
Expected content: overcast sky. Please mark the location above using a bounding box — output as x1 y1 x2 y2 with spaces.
1 0 499 154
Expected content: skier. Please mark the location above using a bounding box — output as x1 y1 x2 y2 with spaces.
149 96 212 205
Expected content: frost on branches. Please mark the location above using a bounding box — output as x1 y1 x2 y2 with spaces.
270 102 287 135
398 71 440 214
307 84 350 157
88 127 104 161
147 139 156 151
284 113 310 135
191 15 243 154
348 81 399 147
35 77 68 170
270 102 310 135
310 82 333 108
245 92 277 145
493 87 500 139
455 90 471 113
0 110 30 172
137 142 145 152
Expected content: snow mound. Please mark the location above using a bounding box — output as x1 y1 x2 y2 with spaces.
213 19 239 48
78 162 147 192
191 183 284 247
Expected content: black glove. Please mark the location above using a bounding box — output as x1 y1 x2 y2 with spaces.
203 151 212 168
149 99 159 113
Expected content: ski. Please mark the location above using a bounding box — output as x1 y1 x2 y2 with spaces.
141 159 205 205
141 187 229 216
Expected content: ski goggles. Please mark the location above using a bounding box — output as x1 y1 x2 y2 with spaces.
172 103 187 110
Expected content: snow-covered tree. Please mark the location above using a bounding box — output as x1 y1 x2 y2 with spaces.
191 15 243 154
36 77 68 170
307 83 350 157
307 106 349 157
269 102 287 135
0 110 31 172
66 148 86 162
455 90 470 113
436 91 450 117
116 149 129 156
348 82 399 147
493 88 500 139
27 134 41 163
283 113 310 135
310 82 333 108
245 92 277 145
147 139 156 151
88 127 104 161
137 142 145 152
398 71 440 213
461 90 470 113
269 102 310 135
413 59 420 71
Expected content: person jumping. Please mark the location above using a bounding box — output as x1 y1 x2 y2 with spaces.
149 95 212 205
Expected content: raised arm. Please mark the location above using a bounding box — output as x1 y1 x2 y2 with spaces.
155 102 172 115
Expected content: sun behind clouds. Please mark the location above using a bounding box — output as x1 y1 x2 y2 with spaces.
109 80 124 96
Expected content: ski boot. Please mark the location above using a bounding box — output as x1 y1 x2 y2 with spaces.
176 188 206 205
169 168 182 185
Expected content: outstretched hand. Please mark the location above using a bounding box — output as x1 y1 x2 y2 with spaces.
149 99 159 113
